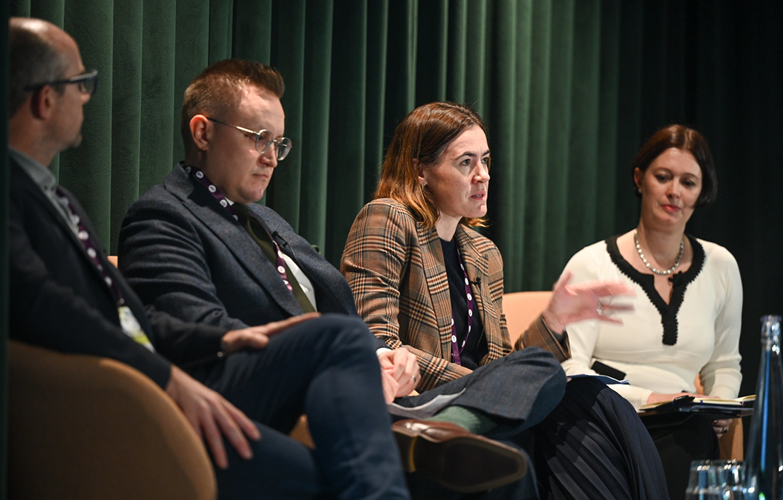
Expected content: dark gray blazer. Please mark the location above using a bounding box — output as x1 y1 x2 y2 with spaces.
119 163 363 334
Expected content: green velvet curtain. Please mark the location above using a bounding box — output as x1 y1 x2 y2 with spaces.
5 0 783 450
9 0 625 281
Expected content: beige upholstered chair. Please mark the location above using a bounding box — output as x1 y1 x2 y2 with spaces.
8 340 217 500
502 291 553 345
501 290 743 460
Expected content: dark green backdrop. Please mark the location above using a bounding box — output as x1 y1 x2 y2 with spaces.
3 1 783 490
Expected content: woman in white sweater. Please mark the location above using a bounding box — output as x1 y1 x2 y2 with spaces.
559 124 742 500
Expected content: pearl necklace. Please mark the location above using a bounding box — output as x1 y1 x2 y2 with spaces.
634 230 684 276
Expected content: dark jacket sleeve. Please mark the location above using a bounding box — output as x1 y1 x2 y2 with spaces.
9 186 173 388
118 191 251 333
145 305 227 367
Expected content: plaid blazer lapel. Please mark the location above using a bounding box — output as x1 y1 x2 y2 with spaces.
455 226 510 362
416 224 454 360
455 226 489 309
455 227 491 340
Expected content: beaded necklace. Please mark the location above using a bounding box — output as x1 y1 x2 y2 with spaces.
634 230 684 276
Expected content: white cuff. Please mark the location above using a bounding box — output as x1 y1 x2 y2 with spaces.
376 347 392 357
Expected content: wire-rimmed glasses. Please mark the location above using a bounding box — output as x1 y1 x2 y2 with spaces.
207 117 292 161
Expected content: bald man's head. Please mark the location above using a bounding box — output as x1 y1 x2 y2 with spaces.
8 18 91 165
9 18 72 116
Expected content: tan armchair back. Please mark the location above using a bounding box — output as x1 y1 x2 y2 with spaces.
9 340 217 500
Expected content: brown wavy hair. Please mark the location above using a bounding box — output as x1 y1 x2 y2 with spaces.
632 124 718 208
375 102 489 229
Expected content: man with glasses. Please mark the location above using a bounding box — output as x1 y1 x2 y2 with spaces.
8 18 457 500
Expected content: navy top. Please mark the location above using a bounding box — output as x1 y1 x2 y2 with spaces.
441 238 487 369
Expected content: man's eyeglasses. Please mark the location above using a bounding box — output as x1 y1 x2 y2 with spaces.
24 69 99 96
207 117 292 161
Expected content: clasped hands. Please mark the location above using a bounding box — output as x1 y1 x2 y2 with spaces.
378 347 421 403
541 271 635 333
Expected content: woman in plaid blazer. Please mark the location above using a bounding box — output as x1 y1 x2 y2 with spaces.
341 102 631 391
341 102 670 500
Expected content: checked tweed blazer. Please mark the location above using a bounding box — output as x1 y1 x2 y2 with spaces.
341 199 569 392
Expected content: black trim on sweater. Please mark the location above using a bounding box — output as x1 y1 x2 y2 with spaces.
605 234 705 346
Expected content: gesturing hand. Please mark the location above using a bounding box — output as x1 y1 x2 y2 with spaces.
542 271 635 333
166 366 260 469
378 347 420 403
221 312 320 354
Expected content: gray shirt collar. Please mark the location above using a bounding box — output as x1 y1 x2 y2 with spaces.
10 147 80 236
9 147 57 193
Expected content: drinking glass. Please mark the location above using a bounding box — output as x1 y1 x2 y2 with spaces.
685 460 747 500
717 461 746 500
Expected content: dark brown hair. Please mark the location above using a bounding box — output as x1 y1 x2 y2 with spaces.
181 59 285 152
375 102 489 229
632 124 718 208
